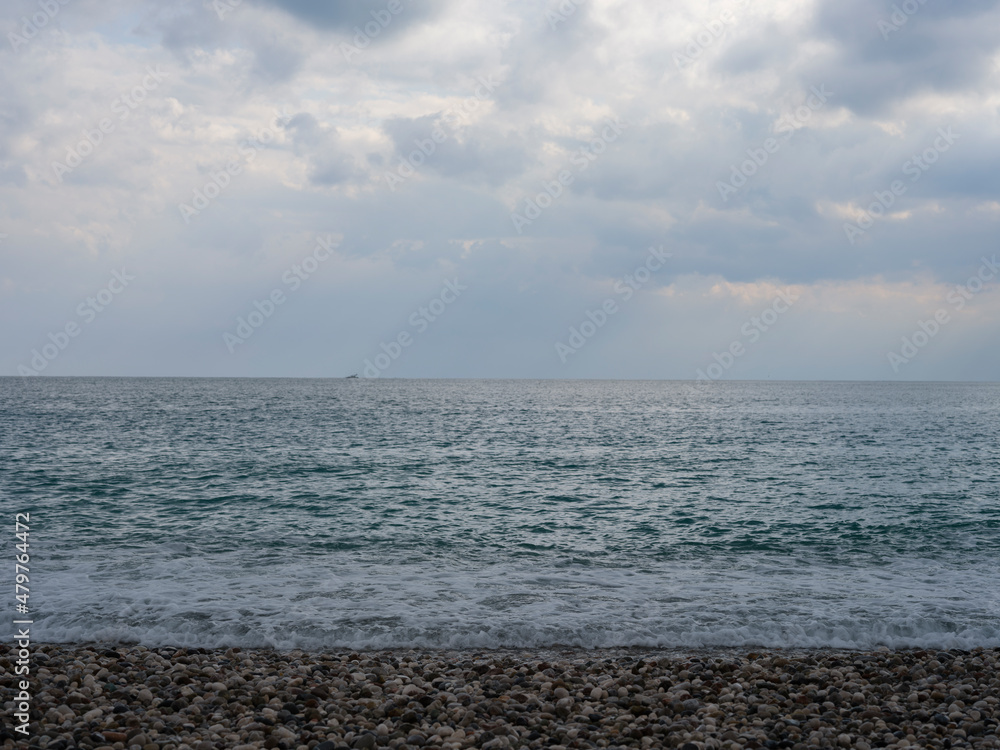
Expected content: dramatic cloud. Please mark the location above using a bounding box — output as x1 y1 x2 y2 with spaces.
1 0 998 380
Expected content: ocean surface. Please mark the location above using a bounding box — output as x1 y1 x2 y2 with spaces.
2 378 998 651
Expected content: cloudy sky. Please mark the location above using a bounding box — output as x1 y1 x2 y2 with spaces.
2 0 999 379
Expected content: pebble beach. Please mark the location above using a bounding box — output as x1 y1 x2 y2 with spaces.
3 644 998 750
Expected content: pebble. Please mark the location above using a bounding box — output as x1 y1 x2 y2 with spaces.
1 644 999 749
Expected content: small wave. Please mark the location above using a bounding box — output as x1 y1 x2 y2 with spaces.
20 617 1000 652
12 556 1000 652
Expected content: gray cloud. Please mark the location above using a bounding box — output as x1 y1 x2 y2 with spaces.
255 0 449 34
2 0 999 380
284 113 360 186
382 114 533 186
796 0 1000 116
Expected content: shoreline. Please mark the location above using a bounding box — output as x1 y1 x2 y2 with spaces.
3 644 997 750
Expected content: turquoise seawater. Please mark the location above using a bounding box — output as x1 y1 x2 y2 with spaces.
1 378 998 649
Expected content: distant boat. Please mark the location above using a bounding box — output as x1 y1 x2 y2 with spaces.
345 374 359 379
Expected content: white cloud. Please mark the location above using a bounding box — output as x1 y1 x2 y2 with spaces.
2 0 999 378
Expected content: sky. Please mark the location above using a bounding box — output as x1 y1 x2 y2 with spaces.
1 0 999 380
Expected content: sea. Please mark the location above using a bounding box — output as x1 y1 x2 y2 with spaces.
2 378 998 651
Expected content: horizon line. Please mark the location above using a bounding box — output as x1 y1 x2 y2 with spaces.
3 376 999 384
